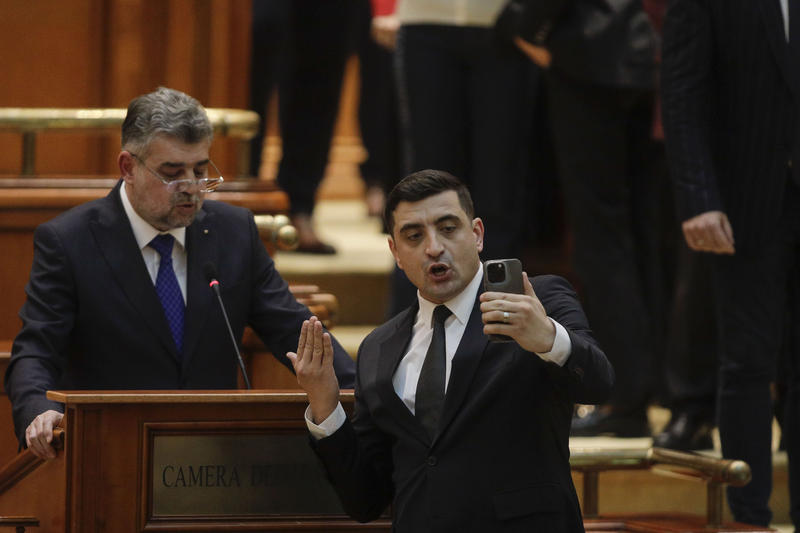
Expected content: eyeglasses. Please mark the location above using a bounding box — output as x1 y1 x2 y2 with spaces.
129 152 224 193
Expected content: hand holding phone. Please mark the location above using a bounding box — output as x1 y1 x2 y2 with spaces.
483 259 524 342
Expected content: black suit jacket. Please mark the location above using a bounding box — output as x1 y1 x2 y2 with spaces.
661 0 800 250
5 181 355 444
497 0 656 88
312 275 613 533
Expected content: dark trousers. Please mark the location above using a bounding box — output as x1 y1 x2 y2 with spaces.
354 0 401 193
714 179 800 526
248 0 355 214
395 24 535 261
545 69 658 413
665 245 717 420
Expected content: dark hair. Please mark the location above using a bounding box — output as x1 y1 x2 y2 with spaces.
384 169 474 235
121 87 213 157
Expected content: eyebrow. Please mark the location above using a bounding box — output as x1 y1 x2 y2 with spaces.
398 213 461 234
158 159 210 169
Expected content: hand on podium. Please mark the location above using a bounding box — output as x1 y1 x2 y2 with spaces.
26 409 63 460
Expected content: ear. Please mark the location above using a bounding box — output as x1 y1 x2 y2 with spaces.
388 236 404 270
119 151 136 184
472 218 484 253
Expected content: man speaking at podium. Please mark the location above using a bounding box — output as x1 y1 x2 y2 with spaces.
288 171 613 531
4 87 355 460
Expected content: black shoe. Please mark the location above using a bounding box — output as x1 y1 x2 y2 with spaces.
570 409 650 438
652 412 714 451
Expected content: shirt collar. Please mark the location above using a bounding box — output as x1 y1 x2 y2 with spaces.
416 262 484 327
120 182 186 251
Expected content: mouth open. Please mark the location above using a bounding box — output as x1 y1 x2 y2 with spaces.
428 263 451 281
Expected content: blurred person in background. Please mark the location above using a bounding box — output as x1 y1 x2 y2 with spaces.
354 0 403 221
248 0 356 254
662 0 800 526
514 0 660 437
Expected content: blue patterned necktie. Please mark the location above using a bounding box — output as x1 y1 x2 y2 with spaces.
415 305 452 439
149 234 184 355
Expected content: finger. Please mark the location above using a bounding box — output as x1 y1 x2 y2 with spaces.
522 272 536 298
701 225 724 251
480 291 526 305
482 308 511 326
27 438 48 459
286 351 298 369
706 223 732 253
303 317 321 361
483 322 509 337
682 225 698 250
322 332 334 367
480 297 508 313
683 224 706 251
296 320 310 363
27 427 52 459
311 320 325 367
720 215 736 253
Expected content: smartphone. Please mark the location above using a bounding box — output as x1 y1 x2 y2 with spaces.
483 259 524 342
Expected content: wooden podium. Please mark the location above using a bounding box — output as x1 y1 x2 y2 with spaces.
0 390 779 532
0 390 390 532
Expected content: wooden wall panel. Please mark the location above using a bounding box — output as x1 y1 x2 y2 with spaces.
0 0 108 174
0 0 252 177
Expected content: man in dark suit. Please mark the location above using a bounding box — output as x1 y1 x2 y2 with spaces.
5 87 355 460
661 0 799 526
287 170 613 531
514 0 661 437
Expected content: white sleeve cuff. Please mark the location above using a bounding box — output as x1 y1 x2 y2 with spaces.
535 318 572 366
305 402 347 440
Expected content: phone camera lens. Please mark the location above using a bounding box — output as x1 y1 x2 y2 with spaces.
487 263 506 283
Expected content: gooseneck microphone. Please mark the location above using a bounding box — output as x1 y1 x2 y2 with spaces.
203 262 251 389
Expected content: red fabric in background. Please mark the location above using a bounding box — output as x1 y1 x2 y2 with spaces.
370 0 396 17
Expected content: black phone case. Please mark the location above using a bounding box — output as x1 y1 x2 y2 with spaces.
483 259 523 342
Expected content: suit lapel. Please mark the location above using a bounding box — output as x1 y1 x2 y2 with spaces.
437 293 488 441
89 182 179 361
757 0 798 91
376 305 430 445
181 209 217 372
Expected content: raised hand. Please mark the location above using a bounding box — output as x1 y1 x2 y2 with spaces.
286 316 341 423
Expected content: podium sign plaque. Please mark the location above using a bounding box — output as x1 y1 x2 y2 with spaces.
151 431 345 517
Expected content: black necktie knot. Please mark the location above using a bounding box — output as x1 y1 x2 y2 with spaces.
432 305 452 327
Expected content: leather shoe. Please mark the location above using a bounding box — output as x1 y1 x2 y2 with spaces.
294 240 337 254
290 214 337 255
652 412 713 451
570 408 650 438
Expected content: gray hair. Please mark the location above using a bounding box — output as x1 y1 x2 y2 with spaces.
121 87 213 157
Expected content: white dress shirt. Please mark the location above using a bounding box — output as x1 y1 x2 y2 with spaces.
120 183 188 302
307 263 572 439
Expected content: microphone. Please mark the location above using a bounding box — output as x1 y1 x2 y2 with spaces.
203 262 251 389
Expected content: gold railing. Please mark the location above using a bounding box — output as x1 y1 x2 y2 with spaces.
0 107 259 176
571 446 751 527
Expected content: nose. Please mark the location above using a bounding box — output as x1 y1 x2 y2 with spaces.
425 231 444 258
172 179 202 194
